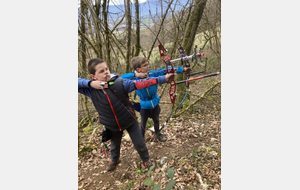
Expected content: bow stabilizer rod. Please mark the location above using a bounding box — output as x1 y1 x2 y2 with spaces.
169 52 203 64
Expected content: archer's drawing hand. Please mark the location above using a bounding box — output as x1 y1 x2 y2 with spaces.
90 81 108 89
183 67 192 72
165 72 177 82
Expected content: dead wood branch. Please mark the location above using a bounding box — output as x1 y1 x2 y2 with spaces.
78 29 100 56
173 80 220 117
147 0 175 60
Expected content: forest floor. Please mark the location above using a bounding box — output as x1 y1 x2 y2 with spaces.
78 112 221 190
78 76 221 190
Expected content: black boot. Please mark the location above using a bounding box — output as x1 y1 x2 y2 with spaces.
144 160 154 170
156 133 167 142
107 159 120 171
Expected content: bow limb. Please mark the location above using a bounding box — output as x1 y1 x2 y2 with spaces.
157 43 177 133
174 45 192 113
158 43 177 104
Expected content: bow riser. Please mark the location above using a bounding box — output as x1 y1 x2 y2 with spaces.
158 44 177 104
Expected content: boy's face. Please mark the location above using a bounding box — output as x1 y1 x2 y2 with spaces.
90 62 111 82
136 61 149 73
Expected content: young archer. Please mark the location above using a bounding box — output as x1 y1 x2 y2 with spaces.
78 58 176 171
121 56 190 142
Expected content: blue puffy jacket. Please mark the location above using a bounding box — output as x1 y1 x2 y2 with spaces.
121 67 183 109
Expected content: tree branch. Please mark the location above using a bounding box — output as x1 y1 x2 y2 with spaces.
173 80 220 117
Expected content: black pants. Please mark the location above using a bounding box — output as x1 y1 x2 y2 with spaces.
140 104 161 137
110 121 150 162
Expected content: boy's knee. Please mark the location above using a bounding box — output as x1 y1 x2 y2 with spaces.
110 143 121 151
110 146 118 151
137 143 147 152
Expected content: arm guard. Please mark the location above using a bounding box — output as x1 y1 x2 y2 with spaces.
134 78 158 89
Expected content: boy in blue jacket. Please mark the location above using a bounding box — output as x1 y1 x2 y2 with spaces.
78 58 176 171
121 56 190 142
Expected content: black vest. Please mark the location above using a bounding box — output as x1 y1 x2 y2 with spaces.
91 78 137 131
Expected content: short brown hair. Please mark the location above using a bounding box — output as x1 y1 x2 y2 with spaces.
130 57 148 70
88 58 105 74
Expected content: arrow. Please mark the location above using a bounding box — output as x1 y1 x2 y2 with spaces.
176 72 220 84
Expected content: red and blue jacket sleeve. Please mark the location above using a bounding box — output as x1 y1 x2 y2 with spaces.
122 75 167 93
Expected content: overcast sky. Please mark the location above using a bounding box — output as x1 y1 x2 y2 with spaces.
110 0 148 5
78 0 149 7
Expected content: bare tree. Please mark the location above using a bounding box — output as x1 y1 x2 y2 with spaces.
79 0 87 75
182 0 208 55
175 0 208 111
102 0 112 70
78 0 93 127
168 0 193 58
147 0 174 60
134 0 141 56
124 0 132 73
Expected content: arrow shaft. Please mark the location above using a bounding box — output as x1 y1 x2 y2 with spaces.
176 72 220 84
189 70 204 76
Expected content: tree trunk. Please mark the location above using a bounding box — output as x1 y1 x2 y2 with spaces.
175 0 208 113
160 0 164 44
94 0 103 59
134 0 141 56
125 0 132 73
102 0 112 70
79 0 93 126
80 0 87 74
182 0 207 55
